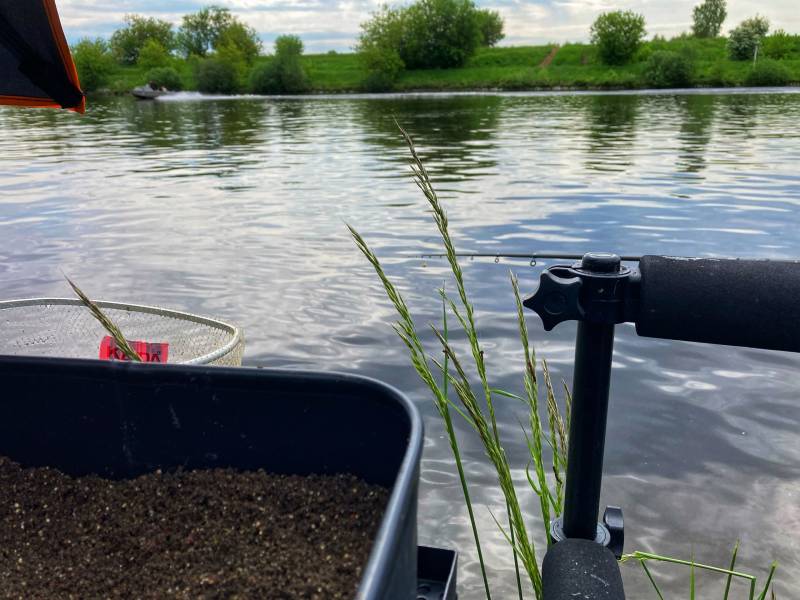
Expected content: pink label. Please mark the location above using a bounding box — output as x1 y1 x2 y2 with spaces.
99 336 169 363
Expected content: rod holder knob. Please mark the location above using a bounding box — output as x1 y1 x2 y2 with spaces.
523 270 583 331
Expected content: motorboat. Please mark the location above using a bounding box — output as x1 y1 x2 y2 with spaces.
131 85 168 100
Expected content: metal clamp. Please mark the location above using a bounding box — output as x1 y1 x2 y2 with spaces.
549 506 624 559
523 252 638 329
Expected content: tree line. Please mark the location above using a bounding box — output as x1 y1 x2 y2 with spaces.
587 0 797 88
71 6 308 94
70 0 797 94
71 1 503 93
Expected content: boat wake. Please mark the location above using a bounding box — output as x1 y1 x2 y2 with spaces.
156 91 267 102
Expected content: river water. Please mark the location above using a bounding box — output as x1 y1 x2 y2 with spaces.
1 89 799 598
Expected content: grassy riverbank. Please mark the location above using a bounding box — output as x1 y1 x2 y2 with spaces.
107 37 800 94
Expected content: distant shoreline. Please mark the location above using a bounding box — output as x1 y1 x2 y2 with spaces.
101 42 800 97
96 84 800 99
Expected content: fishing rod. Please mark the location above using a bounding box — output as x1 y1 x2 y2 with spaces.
419 252 642 266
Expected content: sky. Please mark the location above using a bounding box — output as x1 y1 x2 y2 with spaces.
58 0 800 54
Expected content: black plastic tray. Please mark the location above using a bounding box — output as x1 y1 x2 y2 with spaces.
417 545 458 600
0 356 426 599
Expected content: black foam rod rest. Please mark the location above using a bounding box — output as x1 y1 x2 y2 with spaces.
542 539 625 600
636 256 800 353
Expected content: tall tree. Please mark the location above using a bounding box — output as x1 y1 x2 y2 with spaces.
475 9 504 47
400 0 483 69
216 21 262 64
692 0 726 38
109 15 174 65
590 10 646 65
177 6 261 61
728 15 770 60
176 6 234 57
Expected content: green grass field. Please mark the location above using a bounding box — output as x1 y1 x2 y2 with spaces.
107 37 800 95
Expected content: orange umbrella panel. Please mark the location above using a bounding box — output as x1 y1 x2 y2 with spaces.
0 0 84 112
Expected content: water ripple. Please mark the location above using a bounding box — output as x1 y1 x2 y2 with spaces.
1 90 799 597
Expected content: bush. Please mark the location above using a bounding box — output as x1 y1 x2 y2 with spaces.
590 10 646 65
275 34 303 57
692 0 727 38
274 35 309 93
401 0 482 69
215 42 248 88
358 6 405 54
358 0 483 71
110 14 174 65
644 51 693 88
137 39 170 71
728 16 769 60
357 6 405 87
475 9 504 47
746 59 791 86
277 63 308 94
361 45 404 91
195 58 239 93
249 61 281 94
71 38 115 92
762 30 799 60
249 35 309 94
145 67 182 90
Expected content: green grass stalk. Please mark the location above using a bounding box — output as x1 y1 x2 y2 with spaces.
622 550 777 599
723 540 740 599
512 273 554 541
351 124 580 599
757 562 777 600
440 285 494 599
429 329 542 593
396 122 533 595
640 560 666 600
348 226 492 599
65 275 142 361
542 360 569 512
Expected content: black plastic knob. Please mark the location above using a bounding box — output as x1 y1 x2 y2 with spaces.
580 252 621 273
523 270 583 330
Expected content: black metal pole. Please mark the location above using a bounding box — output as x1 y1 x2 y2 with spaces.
562 320 616 540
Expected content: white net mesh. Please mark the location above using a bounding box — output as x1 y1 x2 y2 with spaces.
0 299 244 366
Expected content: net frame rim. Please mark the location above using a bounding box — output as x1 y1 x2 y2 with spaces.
0 298 243 365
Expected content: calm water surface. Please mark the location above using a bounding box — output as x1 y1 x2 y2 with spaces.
2 90 799 597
